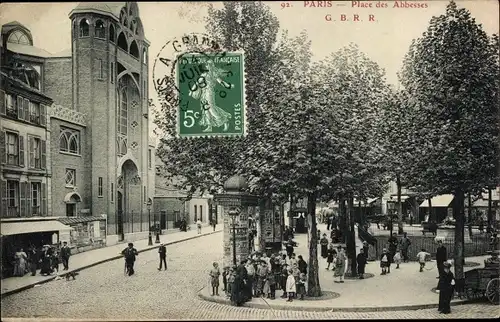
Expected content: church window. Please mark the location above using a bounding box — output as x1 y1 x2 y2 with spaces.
8 30 30 45
109 24 115 43
130 41 139 59
95 20 106 39
59 127 80 155
79 19 90 38
119 88 128 136
117 33 127 51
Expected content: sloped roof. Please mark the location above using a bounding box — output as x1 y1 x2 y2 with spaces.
69 2 126 20
2 21 31 34
7 42 53 58
50 48 72 58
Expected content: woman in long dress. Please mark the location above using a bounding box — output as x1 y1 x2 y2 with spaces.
189 60 233 132
40 245 53 276
320 234 329 258
13 248 28 277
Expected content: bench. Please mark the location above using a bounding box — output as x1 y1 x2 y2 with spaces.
421 222 437 236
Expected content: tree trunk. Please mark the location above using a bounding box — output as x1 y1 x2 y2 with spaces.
428 197 433 222
346 197 357 277
468 194 472 221
453 189 465 295
339 198 347 244
306 191 321 297
488 188 492 230
396 173 404 234
289 194 294 228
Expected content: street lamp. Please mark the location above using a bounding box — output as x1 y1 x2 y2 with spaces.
228 208 239 266
147 198 153 246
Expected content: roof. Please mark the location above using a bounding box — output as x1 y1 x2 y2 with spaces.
0 70 52 101
419 194 454 208
2 21 31 36
69 2 126 20
50 48 72 58
1 220 73 236
7 42 53 58
58 216 106 225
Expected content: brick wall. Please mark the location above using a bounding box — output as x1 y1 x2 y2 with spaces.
44 58 72 109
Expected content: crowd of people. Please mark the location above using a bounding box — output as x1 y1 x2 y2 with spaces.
8 242 72 278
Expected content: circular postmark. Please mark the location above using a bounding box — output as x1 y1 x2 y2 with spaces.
152 33 246 137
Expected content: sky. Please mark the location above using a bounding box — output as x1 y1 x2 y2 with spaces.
0 0 498 135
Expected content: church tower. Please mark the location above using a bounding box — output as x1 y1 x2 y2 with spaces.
69 2 150 242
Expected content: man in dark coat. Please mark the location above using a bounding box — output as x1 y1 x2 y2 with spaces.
158 243 167 271
297 255 307 275
356 248 367 279
60 242 71 270
27 245 39 276
362 241 369 261
436 240 448 286
232 260 248 305
399 232 411 263
438 262 455 314
387 233 398 274
286 240 294 259
121 243 139 276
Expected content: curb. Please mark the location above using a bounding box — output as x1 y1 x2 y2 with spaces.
1 229 222 298
197 287 478 312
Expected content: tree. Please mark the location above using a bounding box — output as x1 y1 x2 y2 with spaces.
314 44 390 276
154 1 282 197
400 0 499 291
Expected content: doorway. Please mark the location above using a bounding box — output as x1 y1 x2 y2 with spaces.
66 203 76 217
117 191 124 241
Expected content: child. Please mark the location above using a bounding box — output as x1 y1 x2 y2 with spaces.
417 248 431 272
380 248 389 275
222 266 229 292
209 262 220 296
257 262 268 297
227 267 235 298
266 270 276 299
297 273 307 300
280 263 289 298
326 244 336 270
393 250 402 269
286 270 296 302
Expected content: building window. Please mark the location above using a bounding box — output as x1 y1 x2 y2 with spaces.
29 101 40 124
65 169 76 187
6 131 19 165
98 177 103 197
194 205 198 221
7 180 19 217
109 24 115 42
148 149 152 168
97 59 104 80
143 48 147 64
119 88 128 135
59 127 80 155
7 30 30 45
6 94 17 118
31 182 41 215
200 205 203 222
28 136 41 169
130 40 139 59
117 32 127 51
79 19 90 38
111 62 114 83
95 20 106 39
111 183 114 202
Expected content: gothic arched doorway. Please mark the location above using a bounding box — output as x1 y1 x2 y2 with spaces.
116 158 140 241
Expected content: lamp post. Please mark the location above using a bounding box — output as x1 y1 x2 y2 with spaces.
147 198 153 246
228 208 239 266
155 210 161 244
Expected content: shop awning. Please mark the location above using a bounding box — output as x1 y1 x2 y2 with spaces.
419 194 454 208
58 216 106 225
1 220 73 236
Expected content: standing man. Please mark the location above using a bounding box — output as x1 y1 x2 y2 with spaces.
409 212 414 226
60 241 71 271
326 215 331 230
158 243 167 271
121 243 139 276
356 248 367 279
438 262 455 314
436 240 448 286
362 241 369 261
197 219 202 234
387 233 398 274
399 232 412 263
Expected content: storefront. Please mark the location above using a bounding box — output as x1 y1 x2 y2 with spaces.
0 218 73 278
57 216 107 253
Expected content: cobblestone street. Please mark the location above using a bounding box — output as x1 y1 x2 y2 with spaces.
2 232 499 320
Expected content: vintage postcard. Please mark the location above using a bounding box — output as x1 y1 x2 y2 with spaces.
0 1 499 321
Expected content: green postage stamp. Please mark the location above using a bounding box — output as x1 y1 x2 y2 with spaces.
176 52 246 137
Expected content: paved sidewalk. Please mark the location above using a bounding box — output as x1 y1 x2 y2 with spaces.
1 223 222 297
198 223 494 312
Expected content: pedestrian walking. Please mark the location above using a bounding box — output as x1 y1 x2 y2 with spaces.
212 219 216 231
286 240 294 259
197 219 202 234
334 246 346 283
438 262 455 314
158 243 167 271
209 262 221 296
60 242 71 270
380 248 389 275
320 234 329 259
121 243 138 276
416 248 431 272
326 244 336 270
399 232 412 263
356 248 367 279
326 216 332 230
286 270 296 302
